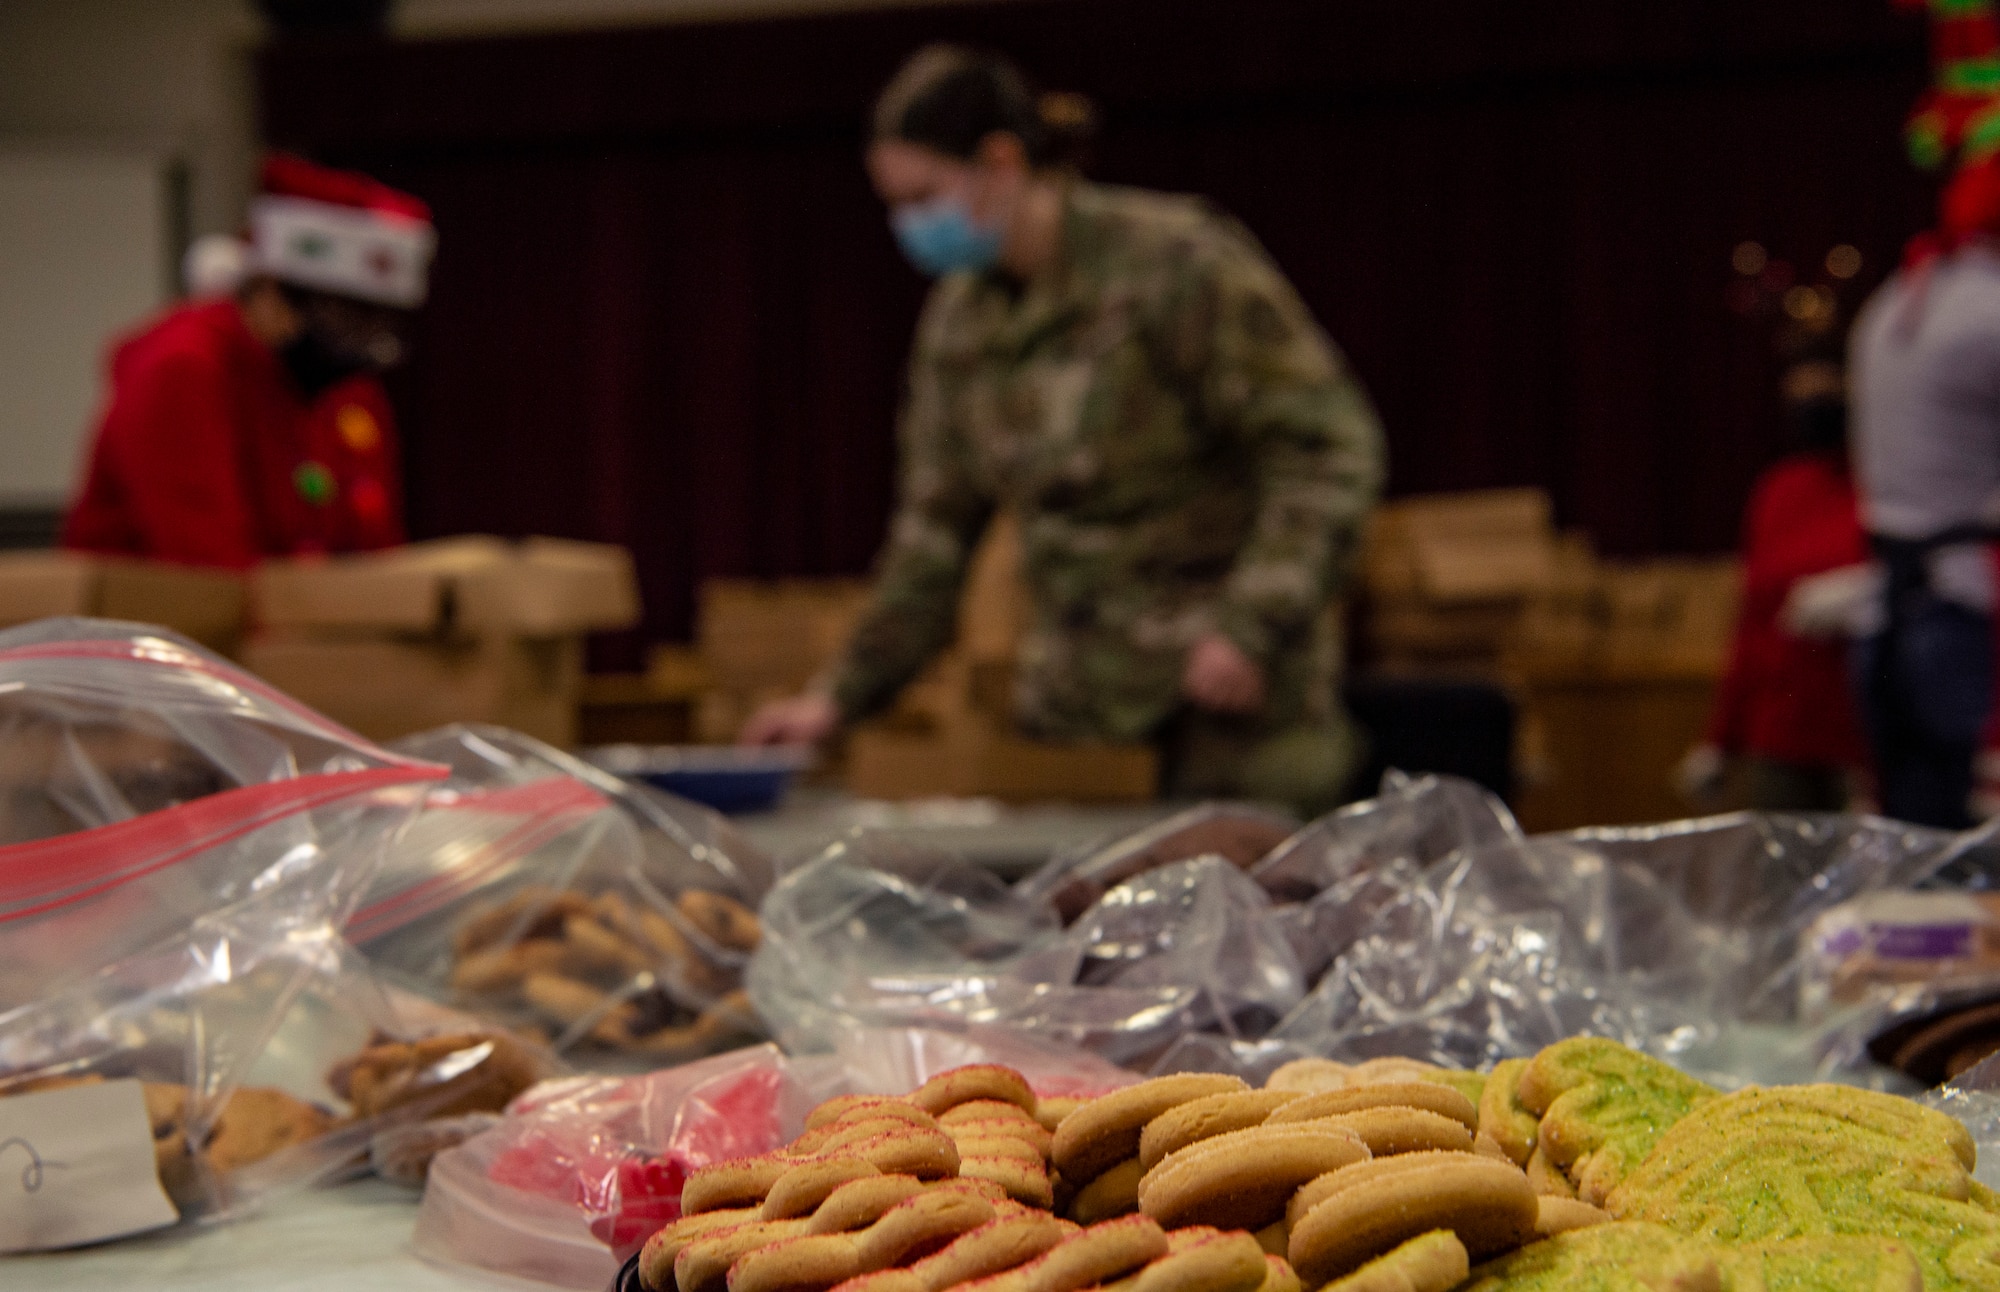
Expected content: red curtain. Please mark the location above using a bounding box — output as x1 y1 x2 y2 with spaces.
260 0 1934 668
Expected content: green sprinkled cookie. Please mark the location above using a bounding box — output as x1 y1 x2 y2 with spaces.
1517 1039 1716 1205
1717 1235 1923 1292
1460 1221 1725 1291
1479 1059 1538 1168
1609 1084 1998 1291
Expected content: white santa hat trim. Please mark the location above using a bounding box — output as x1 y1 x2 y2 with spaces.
249 194 436 309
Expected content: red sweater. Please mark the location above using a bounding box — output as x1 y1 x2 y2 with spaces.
62 300 405 568
1705 452 1870 768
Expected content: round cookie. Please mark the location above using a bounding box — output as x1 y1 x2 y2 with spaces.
1265 1083 1478 1133
1266 1059 1351 1094
1287 1152 1537 1286
910 1065 1037 1118
1322 1230 1468 1292
1052 1075 1248 1184
1138 1125 1371 1232
1138 1090 1302 1170
1070 1158 1145 1225
1300 1107 1473 1158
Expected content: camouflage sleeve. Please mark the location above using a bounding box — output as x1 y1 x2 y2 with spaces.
827 295 994 723
1168 218 1387 665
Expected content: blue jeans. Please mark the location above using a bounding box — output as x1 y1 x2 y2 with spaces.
1853 595 1994 829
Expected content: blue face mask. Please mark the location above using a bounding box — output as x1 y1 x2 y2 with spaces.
891 194 1003 277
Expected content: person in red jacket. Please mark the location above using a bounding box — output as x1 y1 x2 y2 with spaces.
63 155 437 568
1680 347 1873 811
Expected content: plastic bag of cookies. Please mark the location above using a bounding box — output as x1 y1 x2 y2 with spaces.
0 620 450 1247
348 724 774 1065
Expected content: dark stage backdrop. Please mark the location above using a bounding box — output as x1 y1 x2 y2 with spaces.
260 0 1936 666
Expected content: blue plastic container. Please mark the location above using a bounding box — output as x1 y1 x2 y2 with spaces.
584 744 810 815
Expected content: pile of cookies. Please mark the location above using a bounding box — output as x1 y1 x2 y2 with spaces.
641 1043 2000 1291
638 1065 1297 1292
448 884 763 1057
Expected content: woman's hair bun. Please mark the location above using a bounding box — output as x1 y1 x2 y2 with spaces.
874 44 1095 172
1036 91 1098 171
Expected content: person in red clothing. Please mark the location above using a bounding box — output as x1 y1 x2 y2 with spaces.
63 155 437 568
1680 346 1873 811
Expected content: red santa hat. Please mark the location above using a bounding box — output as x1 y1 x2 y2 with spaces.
248 154 436 309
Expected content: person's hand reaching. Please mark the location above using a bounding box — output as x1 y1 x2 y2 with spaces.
740 693 840 747
1181 633 1267 715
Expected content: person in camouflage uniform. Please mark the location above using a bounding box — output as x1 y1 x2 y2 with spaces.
746 46 1386 815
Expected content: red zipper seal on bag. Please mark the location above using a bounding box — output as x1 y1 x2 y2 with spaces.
345 776 611 944
0 637 448 923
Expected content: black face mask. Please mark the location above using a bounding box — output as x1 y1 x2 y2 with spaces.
278 327 372 399
1788 396 1848 452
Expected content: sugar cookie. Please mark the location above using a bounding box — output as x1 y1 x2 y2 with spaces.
1287 1152 1536 1286
762 1157 883 1220
911 1066 1037 1118
1264 1082 1478 1133
1321 1230 1468 1292
1138 1124 1372 1231
1069 1158 1145 1225
1052 1075 1248 1184
1137 1090 1302 1170
1294 1107 1473 1158
1531 1196 1610 1239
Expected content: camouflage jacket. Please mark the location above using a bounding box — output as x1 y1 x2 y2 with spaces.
831 182 1387 742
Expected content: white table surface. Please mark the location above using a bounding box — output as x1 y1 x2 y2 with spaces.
7 1179 532 1292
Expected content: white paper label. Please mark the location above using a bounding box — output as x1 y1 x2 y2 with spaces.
0 1078 179 1252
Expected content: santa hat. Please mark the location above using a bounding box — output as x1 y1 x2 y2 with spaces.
248 154 436 309
1899 0 2000 169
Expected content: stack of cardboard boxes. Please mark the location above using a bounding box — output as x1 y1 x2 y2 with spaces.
0 538 642 750
690 579 873 745
0 550 245 652
841 514 1158 803
1357 489 1743 829
1359 489 1559 676
242 537 640 747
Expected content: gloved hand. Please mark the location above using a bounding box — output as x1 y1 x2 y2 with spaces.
1780 562 1884 639
1674 743 1729 806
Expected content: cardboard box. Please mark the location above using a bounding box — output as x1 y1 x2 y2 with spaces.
697 579 873 696
239 633 584 746
0 550 245 651
1511 673 1717 831
847 716 1158 803
1364 489 1557 604
254 536 640 636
